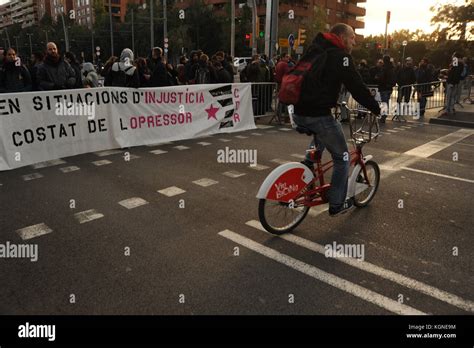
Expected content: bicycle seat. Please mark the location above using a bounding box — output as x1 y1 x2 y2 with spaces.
295 125 314 136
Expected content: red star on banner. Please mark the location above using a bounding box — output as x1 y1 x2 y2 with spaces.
205 104 219 120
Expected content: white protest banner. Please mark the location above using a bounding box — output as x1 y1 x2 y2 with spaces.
0 83 255 171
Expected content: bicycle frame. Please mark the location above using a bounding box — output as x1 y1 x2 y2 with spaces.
293 144 371 208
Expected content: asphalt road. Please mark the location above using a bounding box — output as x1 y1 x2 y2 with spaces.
0 118 473 315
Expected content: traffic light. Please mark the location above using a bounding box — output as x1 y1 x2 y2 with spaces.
257 16 264 38
297 28 307 46
245 33 252 46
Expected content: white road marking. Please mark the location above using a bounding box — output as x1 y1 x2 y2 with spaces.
393 127 405 131
32 159 66 169
279 128 292 132
158 186 186 197
92 160 112 166
235 135 249 139
291 154 306 160
22 173 44 181
401 167 474 183
251 133 263 136
16 223 53 240
219 139 231 142
174 145 190 150
74 209 104 224
405 129 474 158
271 158 292 165
146 141 173 146
386 130 398 133
94 149 122 157
197 142 212 146
401 126 413 129
249 164 270 171
218 229 425 315
222 170 246 178
256 125 274 129
266 130 279 133
118 197 149 209
59 166 80 173
150 149 168 155
193 178 219 187
245 220 474 313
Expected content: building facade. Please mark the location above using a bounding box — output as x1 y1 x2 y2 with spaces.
0 0 39 29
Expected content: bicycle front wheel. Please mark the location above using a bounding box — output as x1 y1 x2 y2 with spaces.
353 160 380 207
258 198 309 235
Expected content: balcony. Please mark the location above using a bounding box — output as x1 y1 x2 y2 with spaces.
347 17 364 29
345 2 365 17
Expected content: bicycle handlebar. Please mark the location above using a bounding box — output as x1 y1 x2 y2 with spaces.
339 101 380 145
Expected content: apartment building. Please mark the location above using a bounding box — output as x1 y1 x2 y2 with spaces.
0 0 39 29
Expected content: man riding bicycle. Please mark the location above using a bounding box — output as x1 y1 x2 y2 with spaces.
293 23 381 216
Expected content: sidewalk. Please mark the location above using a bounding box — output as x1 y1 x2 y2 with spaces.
429 102 474 128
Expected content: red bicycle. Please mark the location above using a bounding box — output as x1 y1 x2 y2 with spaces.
256 102 381 235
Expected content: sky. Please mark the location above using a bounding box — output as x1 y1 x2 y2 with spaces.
357 0 468 36
0 0 467 37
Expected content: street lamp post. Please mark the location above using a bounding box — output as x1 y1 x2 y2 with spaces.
109 0 114 56
163 0 167 61
150 0 154 49
14 36 19 55
26 33 33 56
60 9 70 52
230 0 235 58
131 8 135 53
402 40 407 66
44 30 49 43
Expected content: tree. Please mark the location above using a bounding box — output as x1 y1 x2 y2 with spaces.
430 0 474 41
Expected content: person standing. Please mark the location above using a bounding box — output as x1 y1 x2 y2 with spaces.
415 58 433 118
82 62 99 88
64 52 83 89
396 57 416 104
149 47 170 87
357 59 371 85
377 55 397 123
444 53 464 115
104 48 140 88
36 42 76 91
29 52 44 91
0 47 32 93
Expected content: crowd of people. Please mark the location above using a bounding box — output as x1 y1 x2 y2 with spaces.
0 40 470 119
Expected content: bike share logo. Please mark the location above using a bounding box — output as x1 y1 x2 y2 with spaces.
275 182 299 199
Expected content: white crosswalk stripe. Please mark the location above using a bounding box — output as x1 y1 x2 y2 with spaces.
218 229 426 315
244 220 474 313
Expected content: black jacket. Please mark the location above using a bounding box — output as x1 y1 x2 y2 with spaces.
357 65 371 84
295 33 380 117
447 62 464 85
37 56 76 91
150 58 171 87
0 62 32 93
397 66 416 87
378 63 397 91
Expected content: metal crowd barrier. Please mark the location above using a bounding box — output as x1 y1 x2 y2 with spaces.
346 81 447 120
249 82 279 120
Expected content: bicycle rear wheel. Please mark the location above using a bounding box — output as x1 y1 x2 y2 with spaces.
353 160 380 207
258 198 309 235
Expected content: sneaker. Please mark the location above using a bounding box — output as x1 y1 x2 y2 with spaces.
329 198 355 217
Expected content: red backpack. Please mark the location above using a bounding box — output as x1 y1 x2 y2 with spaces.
278 48 335 105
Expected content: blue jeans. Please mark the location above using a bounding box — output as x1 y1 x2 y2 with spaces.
293 114 349 209
380 90 392 115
